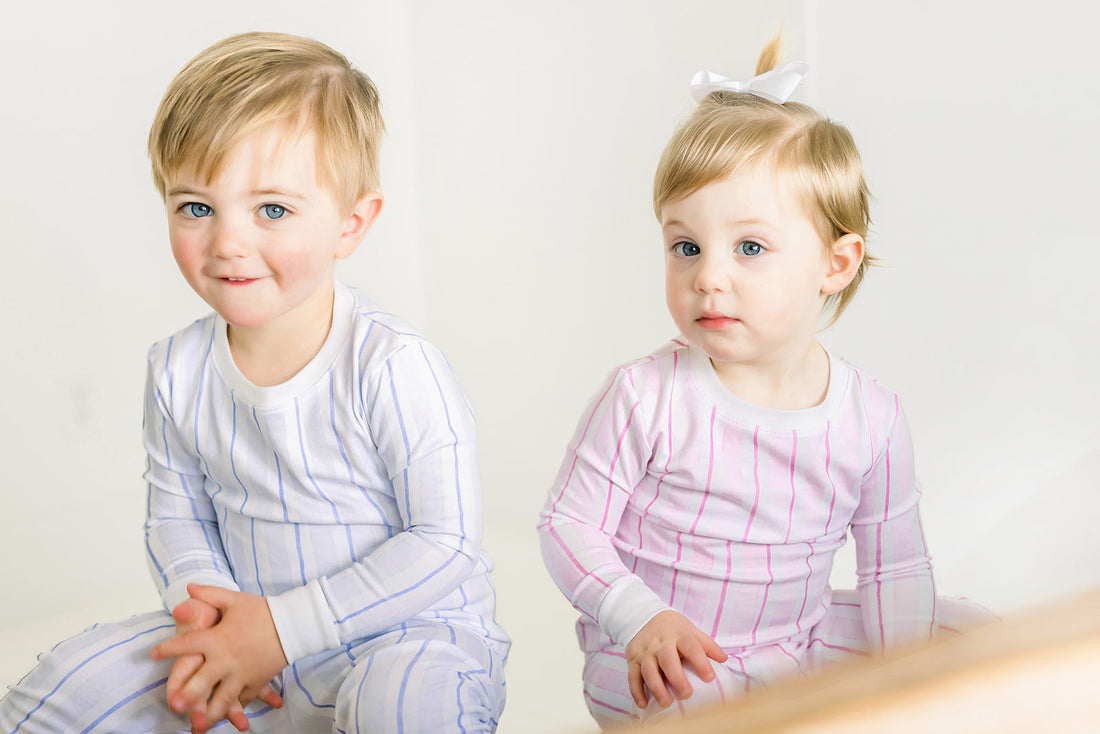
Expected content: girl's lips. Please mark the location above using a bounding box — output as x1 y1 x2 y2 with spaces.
696 315 738 329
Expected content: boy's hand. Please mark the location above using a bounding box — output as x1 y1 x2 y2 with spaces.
152 585 288 733
625 610 728 709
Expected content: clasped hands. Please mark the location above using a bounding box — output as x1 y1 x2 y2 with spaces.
625 609 729 710
150 584 288 733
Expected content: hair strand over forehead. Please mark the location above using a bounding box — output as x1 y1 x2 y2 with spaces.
148 32 385 214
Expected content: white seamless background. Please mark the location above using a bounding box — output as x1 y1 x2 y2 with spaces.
2 2 1097 732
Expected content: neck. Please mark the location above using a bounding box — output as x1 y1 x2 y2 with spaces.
227 289 335 388
709 341 830 410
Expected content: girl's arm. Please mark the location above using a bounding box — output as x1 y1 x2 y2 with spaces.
851 400 936 653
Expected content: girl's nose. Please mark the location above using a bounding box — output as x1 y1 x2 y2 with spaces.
694 257 729 294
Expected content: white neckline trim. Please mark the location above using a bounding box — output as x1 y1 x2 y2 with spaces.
683 342 850 431
211 282 355 407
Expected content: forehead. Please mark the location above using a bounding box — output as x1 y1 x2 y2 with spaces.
662 162 816 231
169 123 323 193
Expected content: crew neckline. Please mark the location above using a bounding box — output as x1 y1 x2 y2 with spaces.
211 282 355 407
683 342 849 431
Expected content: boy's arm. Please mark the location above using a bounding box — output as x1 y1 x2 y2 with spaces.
851 401 936 653
264 341 491 663
536 367 671 647
143 345 240 611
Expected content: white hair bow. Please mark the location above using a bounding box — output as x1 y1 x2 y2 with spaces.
690 61 810 104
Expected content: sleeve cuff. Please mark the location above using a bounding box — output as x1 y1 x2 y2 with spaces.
597 576 672 646
267 581 342 664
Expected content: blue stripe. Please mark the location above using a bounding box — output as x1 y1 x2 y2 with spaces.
385 360 414 520
352 654 377 734
231 397 249 514
335 551 462 624
418 344 466 543
78 677 170 734
191 327 226 568
329 371 390 530
355 322 377 417
11 623 174 734
291 663 336 710
295 396 342 523
396 640 432 734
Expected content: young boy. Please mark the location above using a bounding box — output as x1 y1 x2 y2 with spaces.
0 32 509 734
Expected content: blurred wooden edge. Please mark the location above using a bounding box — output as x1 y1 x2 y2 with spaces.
608 588 1100 734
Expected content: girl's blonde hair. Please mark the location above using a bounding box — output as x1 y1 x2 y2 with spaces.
148 32 384 215
653 36 872 322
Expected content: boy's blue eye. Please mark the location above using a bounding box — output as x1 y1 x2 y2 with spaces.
260 204 287 220
673 241 701 257
182 203 212 218
737 241 763 256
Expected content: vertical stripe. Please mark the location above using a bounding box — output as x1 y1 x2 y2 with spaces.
743 426 761 541
600 402 640 531
784 431 797 544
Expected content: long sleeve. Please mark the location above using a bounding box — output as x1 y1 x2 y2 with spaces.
267 340 485 662
850 399 935 653
538 367 670 646
143 340 240 613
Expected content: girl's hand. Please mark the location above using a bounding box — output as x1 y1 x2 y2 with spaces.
625 610 728 709
153 585 287 732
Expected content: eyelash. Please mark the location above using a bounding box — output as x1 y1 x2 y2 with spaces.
671 240 764 257
176 203 291 220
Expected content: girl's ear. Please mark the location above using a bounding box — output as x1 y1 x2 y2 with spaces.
822 233 864 296
336 192 385 260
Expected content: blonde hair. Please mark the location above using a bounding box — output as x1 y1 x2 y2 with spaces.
148 32 384 214
653 36 872 322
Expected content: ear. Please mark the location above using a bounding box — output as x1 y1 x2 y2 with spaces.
336 192 385 260
821 232 864 296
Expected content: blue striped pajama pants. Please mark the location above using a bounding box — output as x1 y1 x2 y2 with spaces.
0 611 507 734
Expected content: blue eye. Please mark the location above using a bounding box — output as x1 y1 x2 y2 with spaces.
737 241 763 256
182 203 212 218
260 204 287 220
673 241 701 257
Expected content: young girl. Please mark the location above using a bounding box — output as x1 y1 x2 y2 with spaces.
537 38 991 728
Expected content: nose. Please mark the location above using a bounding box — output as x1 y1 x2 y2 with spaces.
207 217 250 259
693 254 729 294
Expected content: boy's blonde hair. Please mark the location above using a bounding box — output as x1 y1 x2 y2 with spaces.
654 36 872 322
149 32 384 214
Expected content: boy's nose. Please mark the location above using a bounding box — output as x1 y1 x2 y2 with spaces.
208 221 250 259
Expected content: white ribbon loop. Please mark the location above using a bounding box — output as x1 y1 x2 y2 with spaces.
690 61 810 104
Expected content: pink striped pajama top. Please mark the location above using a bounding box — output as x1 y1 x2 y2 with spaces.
538 339 936 662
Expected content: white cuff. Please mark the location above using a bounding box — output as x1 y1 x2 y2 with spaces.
267 581 342 664
597 576 672 646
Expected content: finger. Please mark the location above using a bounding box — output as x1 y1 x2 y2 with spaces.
641 657 672 708
627 662 648 709
152 629 210 661
697 631 729 663
680 639 716 683
254 684 284 710
205 678 244 732
187 584 234 609
227 701 250 732
188 706 209 734
174 659 221 714
656 646 692 700
167 653 204 702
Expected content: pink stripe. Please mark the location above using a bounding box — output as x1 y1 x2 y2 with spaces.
749 544 773 644
796 541 814 633
784 430 798 543
777 643 805 675
634 353 679 572
873 396 900 653
544 377 621 587
808 639 870 656
689 407 718 534
711 540 733 638
600 402 640 531
668 532 685 606
734 655 751 694
855 370 876 480
823 421 837 535
583 691 635 718
743 426 761 541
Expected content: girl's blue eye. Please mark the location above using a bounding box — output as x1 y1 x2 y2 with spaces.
737 241 763 256
673 241 701 257
260 204 287 220
182 203 212 218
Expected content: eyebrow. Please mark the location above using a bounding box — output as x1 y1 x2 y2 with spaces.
165 186 309 201
662 216 774 230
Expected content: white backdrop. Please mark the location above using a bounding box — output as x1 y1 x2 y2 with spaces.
2 2 1097 732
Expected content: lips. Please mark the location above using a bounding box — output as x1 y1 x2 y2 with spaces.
696 311 738 329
